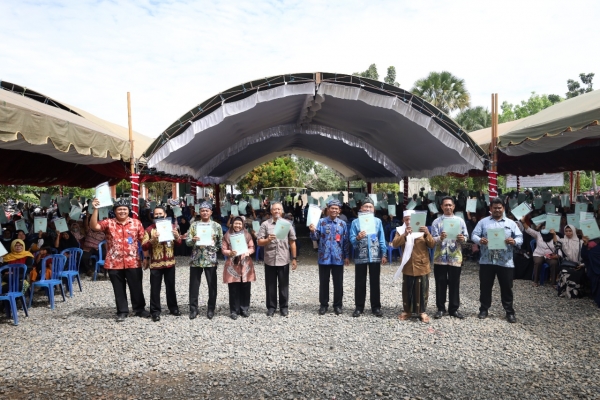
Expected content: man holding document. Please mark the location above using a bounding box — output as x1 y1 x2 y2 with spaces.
309 199 350 316
257 202 297 317
186 201 223 320
141 206 182 322
431 197 468 319
471 197 523 323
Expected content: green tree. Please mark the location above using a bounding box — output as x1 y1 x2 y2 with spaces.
309 164 347 191
236 157 297 194
411 71 470 114
455 106 492 132
428 175 488 194
498 92 562 123
353 64 400 86
566 73 595 98
383 66 400 87
373 182 400 193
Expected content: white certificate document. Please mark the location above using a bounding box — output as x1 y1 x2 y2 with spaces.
306 204 322 228
34 217 47 233
0 242 7 257
195 223 213 246
55 217 69 233
230 232 249 254
155 219 174 243
95 182 113 208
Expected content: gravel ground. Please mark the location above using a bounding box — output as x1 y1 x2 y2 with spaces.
2 234 600 399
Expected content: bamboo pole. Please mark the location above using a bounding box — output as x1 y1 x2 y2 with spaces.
127 92 134 174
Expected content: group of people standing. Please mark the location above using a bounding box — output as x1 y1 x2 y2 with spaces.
89 194 526 324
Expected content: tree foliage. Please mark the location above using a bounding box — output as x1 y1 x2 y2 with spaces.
411 71 470 114
498 92 562 123
353 64 400 86
454 106 491 132
566 73 594 99
236 157 297 194
428 175 488 194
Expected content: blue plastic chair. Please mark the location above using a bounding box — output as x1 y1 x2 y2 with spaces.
92 240 107 281
530 239 550 285
60 247 83 297
29 254 67 309
0 264 29 325
387 230 402 265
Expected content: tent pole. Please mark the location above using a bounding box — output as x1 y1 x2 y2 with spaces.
570 172 574 205
516 176 520 193
127 92 134 175
488 93 499 199
403 177 409 206
367 182 372 194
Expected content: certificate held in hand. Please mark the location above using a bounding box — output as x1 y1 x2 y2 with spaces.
442 218 461 240
306 204 322 228
410 211 427 230
95 182 114 208
486 228 506 250
155 219 175 243
54 218 69 233
275 219 292 240
34 217 47 233
358 212 376 234
230 232 249 254
580 219 600 240
195 223 213 246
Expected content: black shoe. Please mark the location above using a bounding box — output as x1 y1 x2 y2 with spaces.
449 311 465 319
506 314 516 323
318 306 328 315
280 309 289 317
135 310 150 318
230 312 238 320
189 309 198 320
352 309 362 318
372 308 383 317
116 314 126 323
266 309 275 317
334 307 342 315
434 310 446 319
170 309 182 317
241 310 250 318
152 315 161 322
478 311 488 319
207 310 214 320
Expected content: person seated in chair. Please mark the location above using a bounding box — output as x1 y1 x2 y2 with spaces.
521 218 558 286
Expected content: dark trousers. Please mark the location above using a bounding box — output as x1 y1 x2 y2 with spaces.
265 264 289 311
189 266 217 311
319 264 344 308
81 249 98 274
479 264 515 315
533 256 559 284
108 268 146 316
354 263 381 311
149 267 178 316
433 264 462 313
228 282 251 314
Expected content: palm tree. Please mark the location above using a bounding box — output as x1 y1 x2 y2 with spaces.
455 106 491 132
411 71 470 114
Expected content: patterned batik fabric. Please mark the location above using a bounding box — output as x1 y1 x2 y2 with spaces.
431 215 469 267
141 224 181 269
309 217 349 265
186 220 223 268
221 230 256 284
98 217 145 269
402 274 429 314
349 217 387 264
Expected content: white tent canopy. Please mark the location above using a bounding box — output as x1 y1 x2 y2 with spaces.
145 73 486 184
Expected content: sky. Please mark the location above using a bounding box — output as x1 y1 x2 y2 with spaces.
1 0 598 142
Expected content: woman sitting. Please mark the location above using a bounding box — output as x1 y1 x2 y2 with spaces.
30 246 53 282
521 218 558 286
554 224 585 298
220 216 256 320
1 239 34 294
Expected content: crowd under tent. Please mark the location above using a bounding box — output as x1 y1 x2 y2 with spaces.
143 73 487 187
0 81 153 187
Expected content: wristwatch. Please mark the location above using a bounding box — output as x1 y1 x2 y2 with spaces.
292 257 297 260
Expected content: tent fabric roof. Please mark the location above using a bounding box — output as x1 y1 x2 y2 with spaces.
467 119 525 153
498 89 600 156
145 73 486 184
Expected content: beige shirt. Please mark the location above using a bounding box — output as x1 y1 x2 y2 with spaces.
257 218 297 266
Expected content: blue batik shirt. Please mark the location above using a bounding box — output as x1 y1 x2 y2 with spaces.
309 217 350 265
471 216 523 268
349 217 388 264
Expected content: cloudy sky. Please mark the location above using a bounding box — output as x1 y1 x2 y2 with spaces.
1 0 598 140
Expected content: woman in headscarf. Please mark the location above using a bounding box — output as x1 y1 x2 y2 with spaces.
521 218 558 286
69 220 85 244
554 224 585 298
1 239 34 294
54 230 80 253
220 216 256 320
392 210 435 323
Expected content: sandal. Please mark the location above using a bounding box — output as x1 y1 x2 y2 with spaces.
420 313 430 323
398 312 410 321
532 282 539 287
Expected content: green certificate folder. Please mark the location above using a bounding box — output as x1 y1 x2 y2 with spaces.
358 212 376 234
545 203 555 214
387 205 396 217
566 214 579 229
95 182 113 208
173 206 182 218
55 217 69 233
428 203 438 213
40 193 51 208
186 195 194 205
306 204 322 228
509 198 518 210
252 220 260 233
406 200 417 210
575 203 588 215
195 223 212 246
15 219 27 232
466 199 477 213
98 207 109 221
230 205 239 217
580 219 600 240
443 218 461 240
534 198 543 210
251 198 260 210
511 202 532 221
486 228 506 250
230 232 249 254
531 214 547 226
275 219 292 240
561 194 570 207
34 217 47 233
410 211 427 230
238 200 248 214
545 214 561 232
455 211 465 221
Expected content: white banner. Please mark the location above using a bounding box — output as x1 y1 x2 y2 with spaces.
506 173 564 188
